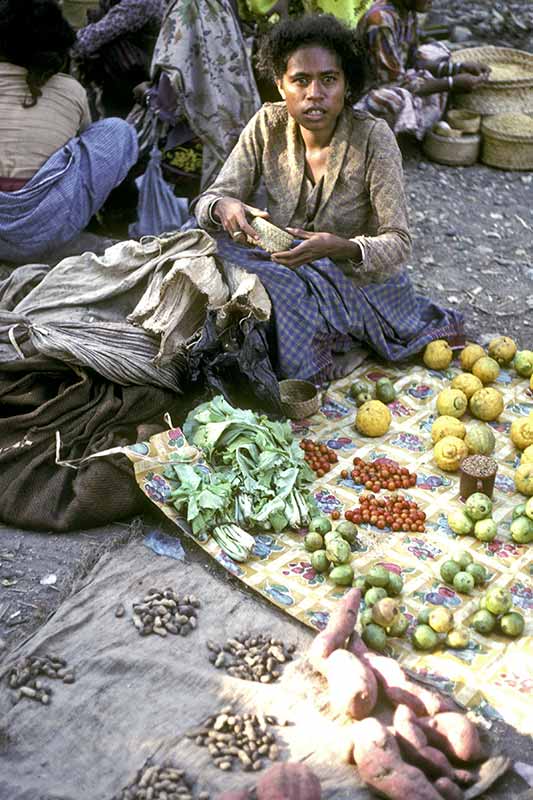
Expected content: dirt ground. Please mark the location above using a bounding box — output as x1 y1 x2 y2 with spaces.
1 3 533 797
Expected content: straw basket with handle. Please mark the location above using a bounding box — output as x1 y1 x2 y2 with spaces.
451 47 533 115
249 217 294 254
481 113 533 171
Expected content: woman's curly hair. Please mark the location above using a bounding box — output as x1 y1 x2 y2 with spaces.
256 14 367 104
0 0 76 107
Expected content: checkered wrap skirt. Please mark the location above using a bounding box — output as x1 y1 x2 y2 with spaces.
216 234 464 382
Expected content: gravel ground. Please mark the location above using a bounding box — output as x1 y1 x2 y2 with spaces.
1 2 533 796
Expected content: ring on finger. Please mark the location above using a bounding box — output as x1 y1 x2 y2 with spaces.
231 230 245 240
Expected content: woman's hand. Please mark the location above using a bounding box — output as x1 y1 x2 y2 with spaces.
452 72 489 93
272 229 362 269
213 197 269 243
459 61 491 78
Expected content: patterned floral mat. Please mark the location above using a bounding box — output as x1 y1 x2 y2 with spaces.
127 359 533 735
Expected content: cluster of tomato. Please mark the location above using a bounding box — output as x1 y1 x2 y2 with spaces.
299 438 339 477
344 493 426 532
340 457 417 493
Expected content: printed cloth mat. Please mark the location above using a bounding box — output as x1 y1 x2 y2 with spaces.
126 359 533 735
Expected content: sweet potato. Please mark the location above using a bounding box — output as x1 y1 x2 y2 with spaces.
349 633 456 716
434 778 464 800
256 763 321 800
308 588 361 671
418 713 485 763
393 705 472 784
322 648 377 720
352 717 446 800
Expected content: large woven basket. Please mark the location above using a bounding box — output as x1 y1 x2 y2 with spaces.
451 47 533 114
279 380 320 419
446 109 481 134
481 113 533 171
250 217 294 254
423 130 480 166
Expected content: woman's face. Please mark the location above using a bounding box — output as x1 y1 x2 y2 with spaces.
276 46 346 134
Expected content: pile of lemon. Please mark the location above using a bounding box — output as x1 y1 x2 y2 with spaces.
424 336 533 496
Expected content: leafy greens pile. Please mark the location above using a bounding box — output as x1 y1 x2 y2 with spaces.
166 396 316 546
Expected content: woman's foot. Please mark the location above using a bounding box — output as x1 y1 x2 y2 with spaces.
329 346 368 380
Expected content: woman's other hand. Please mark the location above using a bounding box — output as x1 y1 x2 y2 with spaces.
213 198 269 243
272 229 362 269
459 61 491 79
452 72 489 92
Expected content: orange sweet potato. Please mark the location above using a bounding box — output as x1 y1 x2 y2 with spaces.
349 633 456 716
418 713 485 763
322 648 377 720
434 777 465 800
308 588 361 671
393 706 473 784
352 718 446 800
256 763 321 800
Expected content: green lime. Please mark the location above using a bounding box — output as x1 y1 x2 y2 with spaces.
455 550 474 570
309 516 332 535
362 623 388 652
375 379 396 405
499 611 525 638
360 608 374 627
471 609 497 636
367 566 390 588
364 587 388 607
446 627 470 649
440 560 461 585
447 510 474 536
474 519 498 542
510 516 533 544
412 624 439 651
485 587 512 616
466 562 487 586
304 532 324 552
465 493 493 521
349 380 372 399
453 571 475 594
428 607 454 634
386 572 404 597
330 565 354 586
417 607 431 625
387 612 409 637
310 550 330 573
335 521 358 544
512 503 527 520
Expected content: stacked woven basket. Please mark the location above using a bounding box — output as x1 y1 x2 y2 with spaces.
425 46 533 170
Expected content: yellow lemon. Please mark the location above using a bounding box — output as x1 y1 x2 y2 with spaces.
451 373 483 399
510 417 533 451
423 339 453 370
355 400 392 437
460 343 485 372
521 444 533 465
515 463 533 497
488 336 517 365
469 387 504 421
431 416 466 444
514 350 533 378
434 436 469 472
436 388 468 418
472 356 500 384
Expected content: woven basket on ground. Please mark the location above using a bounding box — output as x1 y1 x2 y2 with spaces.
423 130 481 166
279 380 320 419
446 109 481 134
481 113 533 171
451 47 533 114
250 217 294 254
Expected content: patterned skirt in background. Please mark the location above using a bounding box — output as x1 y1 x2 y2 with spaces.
216 234 464 383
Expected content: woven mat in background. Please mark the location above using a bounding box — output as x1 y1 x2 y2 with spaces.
128 359 533 735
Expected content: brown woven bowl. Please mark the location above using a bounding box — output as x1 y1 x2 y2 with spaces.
279 379 320 419
250 217 294 254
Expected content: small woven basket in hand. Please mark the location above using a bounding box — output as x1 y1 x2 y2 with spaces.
250 217 294 253
423 130 481 166
279 380 320 420
451 47 533 114
481 113 533 171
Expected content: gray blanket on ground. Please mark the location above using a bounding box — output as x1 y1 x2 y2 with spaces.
0 539 370 800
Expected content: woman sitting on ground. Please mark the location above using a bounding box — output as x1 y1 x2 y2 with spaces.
195 15 464 383
0 0 138 264
355 0 489 139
